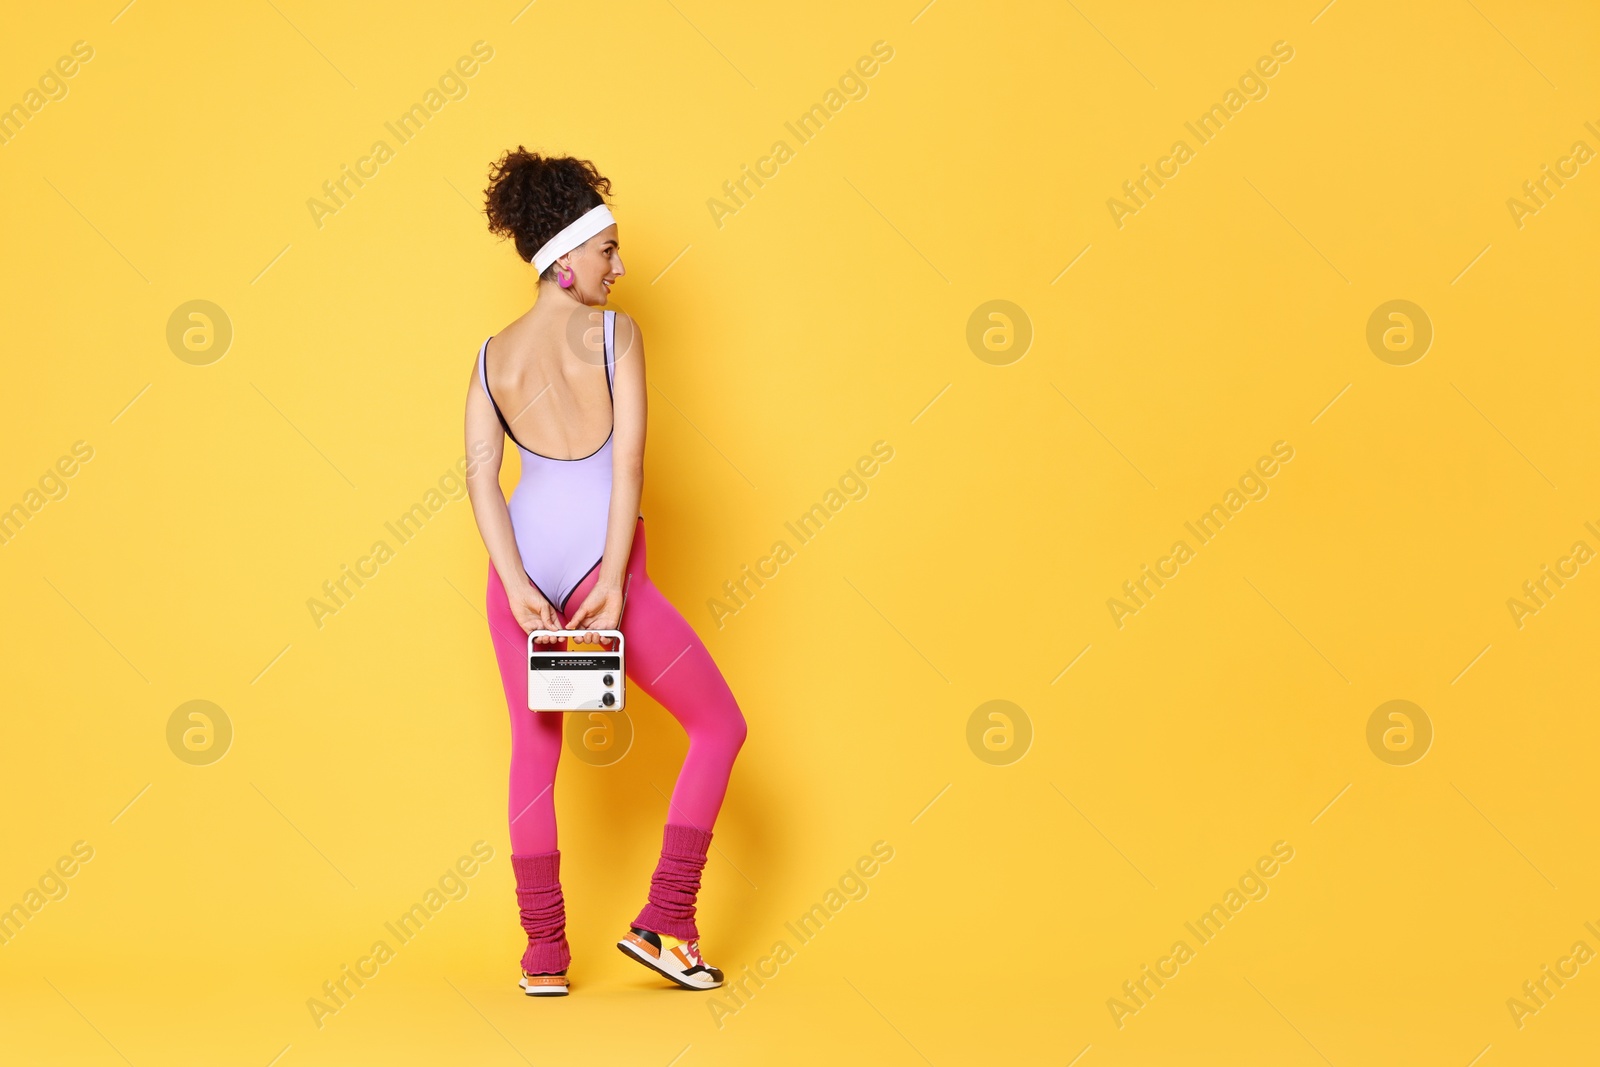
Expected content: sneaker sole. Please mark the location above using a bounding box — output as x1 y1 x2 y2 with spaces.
616 937 722 990
519 977 569 997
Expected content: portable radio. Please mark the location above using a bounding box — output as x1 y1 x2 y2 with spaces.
526 575 629 712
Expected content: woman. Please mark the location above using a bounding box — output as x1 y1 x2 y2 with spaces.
464 148 748 997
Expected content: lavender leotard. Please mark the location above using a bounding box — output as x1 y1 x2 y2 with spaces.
477 308 624 615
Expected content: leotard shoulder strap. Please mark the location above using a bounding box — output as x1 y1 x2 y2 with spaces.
604 311 616 397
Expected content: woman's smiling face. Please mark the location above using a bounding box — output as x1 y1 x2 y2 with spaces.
562 224 623 305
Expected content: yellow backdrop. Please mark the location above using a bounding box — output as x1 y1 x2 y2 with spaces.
3 1 1598 1064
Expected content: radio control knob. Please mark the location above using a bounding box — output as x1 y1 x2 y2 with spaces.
602 674 614 687
601 692 616 707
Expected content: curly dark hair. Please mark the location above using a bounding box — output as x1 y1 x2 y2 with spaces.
483 147 613 280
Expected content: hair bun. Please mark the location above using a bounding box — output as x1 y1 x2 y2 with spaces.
484 147 613 274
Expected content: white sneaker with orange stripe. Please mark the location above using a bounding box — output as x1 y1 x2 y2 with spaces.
617 926 724 989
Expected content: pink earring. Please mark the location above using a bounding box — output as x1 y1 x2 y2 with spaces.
557 264 575 288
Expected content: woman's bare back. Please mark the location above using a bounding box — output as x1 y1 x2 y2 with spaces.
483 307 613 460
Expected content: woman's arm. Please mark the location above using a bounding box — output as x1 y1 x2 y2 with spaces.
464 354 560 633
566 310 646 633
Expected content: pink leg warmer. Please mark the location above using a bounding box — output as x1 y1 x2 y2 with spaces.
632 823 714 940
511 851 571 974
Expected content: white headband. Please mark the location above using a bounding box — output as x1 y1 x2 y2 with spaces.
533 203 616 272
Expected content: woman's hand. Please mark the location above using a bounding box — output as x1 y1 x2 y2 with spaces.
506 579 564 646
564 582 624 649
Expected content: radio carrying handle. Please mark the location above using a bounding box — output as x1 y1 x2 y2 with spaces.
527 572 631 648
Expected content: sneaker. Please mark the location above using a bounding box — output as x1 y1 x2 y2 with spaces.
519 969 569 996
617 926 723 989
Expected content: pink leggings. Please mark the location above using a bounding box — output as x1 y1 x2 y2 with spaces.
486 517 747 854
